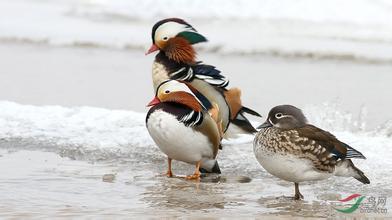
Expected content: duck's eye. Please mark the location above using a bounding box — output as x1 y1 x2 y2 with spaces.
275 113 283 119
162 36 169 41
164 90 170 94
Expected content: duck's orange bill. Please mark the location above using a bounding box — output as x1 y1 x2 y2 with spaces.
147 97 160 107
145 44 159 55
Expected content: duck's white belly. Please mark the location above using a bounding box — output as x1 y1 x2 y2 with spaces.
147 110 214 165
253 144 331 183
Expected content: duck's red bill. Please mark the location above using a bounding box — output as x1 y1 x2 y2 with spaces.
147 97 160 107
145 44 159 55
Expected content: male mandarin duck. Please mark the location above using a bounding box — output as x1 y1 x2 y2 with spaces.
146 80 222 179
253 105 370 200
146 18 261 138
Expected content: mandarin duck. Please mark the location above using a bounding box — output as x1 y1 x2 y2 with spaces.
253 105 370 200
146 18 261 139
146 80 222 179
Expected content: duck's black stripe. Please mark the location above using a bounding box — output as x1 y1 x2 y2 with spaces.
180 110 203 126
146 102 203 127
193 91 212 110
170 66 195 81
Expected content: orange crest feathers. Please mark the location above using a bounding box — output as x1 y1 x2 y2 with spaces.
164 37 196 64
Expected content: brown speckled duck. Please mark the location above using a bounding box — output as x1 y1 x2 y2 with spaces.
253 105 370 200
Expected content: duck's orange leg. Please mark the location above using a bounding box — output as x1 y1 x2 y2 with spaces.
186 161 201 180
166 158 173 177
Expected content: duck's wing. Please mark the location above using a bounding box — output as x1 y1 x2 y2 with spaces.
192 63 229 88
296 125 366 160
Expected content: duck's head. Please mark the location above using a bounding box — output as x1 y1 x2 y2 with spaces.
147 80 209 112
258 105 308 129
145 18 207 63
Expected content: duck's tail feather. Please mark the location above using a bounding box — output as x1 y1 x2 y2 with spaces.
200 160 221 174
222 87 262 138
335 159 370 184
241 106 262 117
224 106 262 138
231 110 258 133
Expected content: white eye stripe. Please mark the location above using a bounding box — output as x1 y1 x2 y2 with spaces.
270 113 294 127
275 113 284 119
276 114 295 120
155 22 194 43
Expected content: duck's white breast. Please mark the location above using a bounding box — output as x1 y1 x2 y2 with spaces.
253 141 331 183
147 109 214 164
152 62 169 91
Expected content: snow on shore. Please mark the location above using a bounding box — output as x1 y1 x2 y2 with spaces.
0 101 153 160
0 101 390 162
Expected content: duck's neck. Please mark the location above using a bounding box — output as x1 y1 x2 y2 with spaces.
155 51 186 72
152 51 192 91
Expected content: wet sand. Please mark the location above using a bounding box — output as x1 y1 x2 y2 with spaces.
0 147 385 219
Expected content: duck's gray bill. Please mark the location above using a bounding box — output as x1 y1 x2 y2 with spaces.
257 120 272 129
